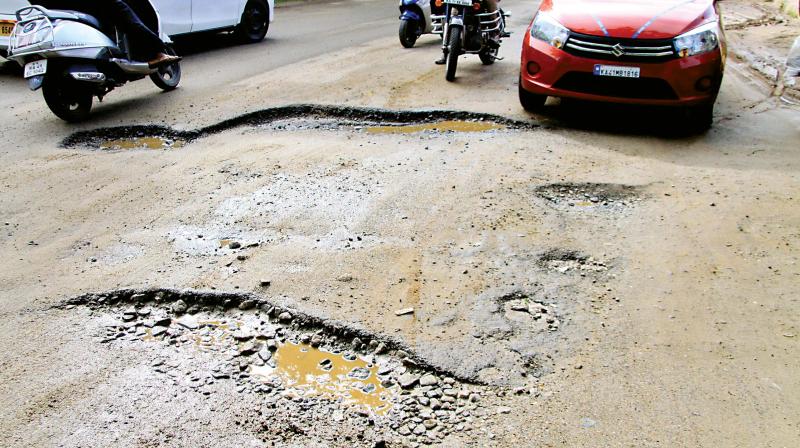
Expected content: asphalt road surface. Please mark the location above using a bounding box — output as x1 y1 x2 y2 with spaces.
0 0 799 447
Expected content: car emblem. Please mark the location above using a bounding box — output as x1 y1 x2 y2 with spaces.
611 43 625 57
22 22 37 33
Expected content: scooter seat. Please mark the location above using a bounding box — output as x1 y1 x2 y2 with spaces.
57 10 104 31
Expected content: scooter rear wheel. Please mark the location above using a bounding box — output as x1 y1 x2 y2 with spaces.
42 75 92 123
445 27 461 82
150 46 181 91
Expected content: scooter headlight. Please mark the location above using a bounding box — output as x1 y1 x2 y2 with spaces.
530 13 570 49
674 21 720 58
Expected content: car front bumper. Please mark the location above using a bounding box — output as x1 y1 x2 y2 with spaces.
520 31 725 107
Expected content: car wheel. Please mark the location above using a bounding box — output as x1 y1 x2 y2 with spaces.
518 77 546 111
236 0 270 44
42 75 92 122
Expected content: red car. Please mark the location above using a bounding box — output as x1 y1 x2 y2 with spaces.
519 0 726 128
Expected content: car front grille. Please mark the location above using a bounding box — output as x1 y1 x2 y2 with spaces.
553 72 678 100
564 32 677 63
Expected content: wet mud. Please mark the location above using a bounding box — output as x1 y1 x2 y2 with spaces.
62 104 538 149
100 137 185 151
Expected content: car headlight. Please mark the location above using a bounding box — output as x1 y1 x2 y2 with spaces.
530 13 569 49
674 21 720 57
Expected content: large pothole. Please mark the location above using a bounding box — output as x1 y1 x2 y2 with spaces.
61 104 537 150
65 288 509 446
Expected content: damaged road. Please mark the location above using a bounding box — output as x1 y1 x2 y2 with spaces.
1 0 799 447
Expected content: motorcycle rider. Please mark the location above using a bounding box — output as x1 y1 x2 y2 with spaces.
32 0 181 68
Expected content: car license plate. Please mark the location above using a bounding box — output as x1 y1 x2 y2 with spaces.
0 21 15 37
443 0 473 5
24 60 47 79
593 64 640 78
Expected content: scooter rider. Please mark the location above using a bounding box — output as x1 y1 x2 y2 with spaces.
32 0 181 68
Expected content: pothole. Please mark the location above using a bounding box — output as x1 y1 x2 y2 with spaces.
100 136 185 150
365 120 506 134
535 182 643 211
61 104 536 150
66 288 502 445
538 248 609 275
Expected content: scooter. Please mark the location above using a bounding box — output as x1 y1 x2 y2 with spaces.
398 0 444 48
6 3 180 122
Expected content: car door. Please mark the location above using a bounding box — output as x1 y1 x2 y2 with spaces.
151 0 192 36
190 0 239 32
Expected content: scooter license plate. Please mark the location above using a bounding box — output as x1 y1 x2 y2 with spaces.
444 0 473 5
24 59 47 79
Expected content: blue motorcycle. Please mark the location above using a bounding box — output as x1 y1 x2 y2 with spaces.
398 0 443 48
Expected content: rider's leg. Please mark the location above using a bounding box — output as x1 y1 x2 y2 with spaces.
97 0 181 66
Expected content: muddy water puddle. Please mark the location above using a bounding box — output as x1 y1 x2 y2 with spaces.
100 136 185 150
251 342 395 414
366 120 505 134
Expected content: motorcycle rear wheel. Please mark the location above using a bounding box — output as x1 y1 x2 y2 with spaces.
445 27 461 82
42 75 92 123
479 46 498 65
399 20 418 48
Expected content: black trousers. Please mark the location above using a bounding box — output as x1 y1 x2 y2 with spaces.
34 0 165 58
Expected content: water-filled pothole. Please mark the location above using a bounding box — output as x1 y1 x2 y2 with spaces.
100 137 185 150
68 288 496 444
251 342 395 415
61 104 536 149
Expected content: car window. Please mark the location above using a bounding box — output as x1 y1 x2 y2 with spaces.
0 0 31 15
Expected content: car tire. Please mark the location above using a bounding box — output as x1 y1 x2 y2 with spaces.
682 103 714 133
42 75 92 122
399 19 418 48
518 77 546 111
236 0 270 44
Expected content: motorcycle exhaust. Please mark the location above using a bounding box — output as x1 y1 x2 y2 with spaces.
70 72 106 82
110 58 156 75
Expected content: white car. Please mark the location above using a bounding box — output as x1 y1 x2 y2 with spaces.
1 0 274 58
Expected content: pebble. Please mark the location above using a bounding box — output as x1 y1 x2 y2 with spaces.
394 307 415 316
238 300 256 310
310 334 323 348
228 241 241 249
171 300 187 314
278 312 293 323
419 374 438 387
398 373 419 389
176 315 199 330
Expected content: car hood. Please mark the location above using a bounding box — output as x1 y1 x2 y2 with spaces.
544 0 717 39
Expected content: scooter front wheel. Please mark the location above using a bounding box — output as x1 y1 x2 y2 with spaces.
399 20 418 48
42 75 92 123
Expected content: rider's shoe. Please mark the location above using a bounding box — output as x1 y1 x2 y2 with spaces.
148 53 182 69
435 56 446 65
